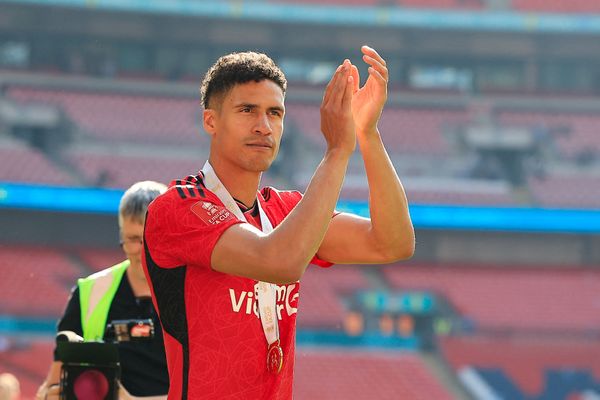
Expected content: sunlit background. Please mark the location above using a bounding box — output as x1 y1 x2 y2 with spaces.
1 0 600 399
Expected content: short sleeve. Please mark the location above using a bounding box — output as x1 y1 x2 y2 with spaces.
144 190 244 270
269 189 335 268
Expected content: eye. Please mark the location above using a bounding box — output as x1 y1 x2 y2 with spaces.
241 107 251 113
270 110 282 117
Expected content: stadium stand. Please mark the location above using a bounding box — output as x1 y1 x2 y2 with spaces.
286 102 466 155
66 151 202 189
528 174 600 209
295 264 371 330
497 110 600 159
273 0 483 9
440 335 600 398
0 246 79 317
0 143 74 186
511 0 600 13
0 339 53 399
6 87 202 145
75 248 127 273
383 263 600 331
294 348 454 400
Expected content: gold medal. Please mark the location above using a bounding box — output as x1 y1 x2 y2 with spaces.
266 341 283 374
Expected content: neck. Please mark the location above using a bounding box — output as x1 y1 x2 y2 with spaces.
208 156 261 207
126 262 151 297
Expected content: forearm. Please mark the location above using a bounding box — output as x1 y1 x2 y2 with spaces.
261 149 350 279
358 129 414 260
36 362 62 400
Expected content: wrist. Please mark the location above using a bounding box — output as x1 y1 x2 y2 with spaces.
357 127 382 146
324 146 353 162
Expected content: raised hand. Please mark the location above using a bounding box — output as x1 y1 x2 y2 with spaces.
350 46 388 136
320 59 356 156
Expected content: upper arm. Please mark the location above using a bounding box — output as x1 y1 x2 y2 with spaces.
56 286 83 337
211 223 301 284
317 212 401 264
145 193 300 284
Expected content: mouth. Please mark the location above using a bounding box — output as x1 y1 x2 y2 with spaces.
246 143 273 150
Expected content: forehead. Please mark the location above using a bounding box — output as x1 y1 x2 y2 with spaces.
120 217 144 234
223 80 285 108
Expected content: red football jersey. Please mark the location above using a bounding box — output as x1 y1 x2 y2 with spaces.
142 173 331 399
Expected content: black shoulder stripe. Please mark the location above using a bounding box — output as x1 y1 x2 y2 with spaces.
186 186 196 198
193 174 206 197
175 180 187 199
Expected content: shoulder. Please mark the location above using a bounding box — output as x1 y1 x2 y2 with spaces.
80 260 129 283
261 187 302 211
148 175 224 219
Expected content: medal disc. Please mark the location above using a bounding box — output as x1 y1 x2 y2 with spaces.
266 342 283 374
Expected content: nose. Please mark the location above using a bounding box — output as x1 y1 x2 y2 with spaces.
253 112 272 136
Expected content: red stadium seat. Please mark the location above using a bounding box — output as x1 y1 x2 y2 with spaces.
383 263 600 331
0 246 79 317
295 348 453 399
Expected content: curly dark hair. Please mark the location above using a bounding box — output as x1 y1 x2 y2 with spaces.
200 51 287 110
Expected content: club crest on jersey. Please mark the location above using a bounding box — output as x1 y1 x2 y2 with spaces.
191 201 235 225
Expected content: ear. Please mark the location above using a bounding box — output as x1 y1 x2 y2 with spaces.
203 109 217 137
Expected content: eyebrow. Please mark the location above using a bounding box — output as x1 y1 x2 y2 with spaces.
234 103 285 113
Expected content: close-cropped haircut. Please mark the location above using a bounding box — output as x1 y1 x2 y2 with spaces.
200 51 287 110
118 180 167 227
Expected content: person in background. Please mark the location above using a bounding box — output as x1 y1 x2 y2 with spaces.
0 373 20 400
36 181 169 400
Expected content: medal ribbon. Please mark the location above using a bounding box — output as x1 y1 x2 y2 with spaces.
201 161 280 349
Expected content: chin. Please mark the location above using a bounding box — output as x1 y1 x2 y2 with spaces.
243 159 273 172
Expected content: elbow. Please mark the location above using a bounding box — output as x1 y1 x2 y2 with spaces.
382 241 415 263
269 265 304 285
379 231 415 263
261 251 306 285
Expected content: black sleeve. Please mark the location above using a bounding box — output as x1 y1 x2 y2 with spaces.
53 285 83 360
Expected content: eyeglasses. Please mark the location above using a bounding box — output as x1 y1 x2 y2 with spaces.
120 236 143 252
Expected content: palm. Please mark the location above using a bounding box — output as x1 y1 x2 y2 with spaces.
351 69 387 133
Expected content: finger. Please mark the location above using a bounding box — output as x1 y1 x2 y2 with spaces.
367 66 387 85
342 73 354 109
350 64 360 93
330 60 351 105
361 45 387 67
362 55 388 82
323 64 344 105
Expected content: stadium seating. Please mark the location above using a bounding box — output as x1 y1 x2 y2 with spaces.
529 174 600 209
272 0 483 10
286 102 466 155
294 348 454 399
275 0 600 12
383 263 600 331
0 145 74 186
75 248 126 272
7 87 201 145
0 246 79 317
398 0 483 10
0 339 53 399
66 151 202 189
512 0 600 13
297 265 371 330
497 110 600 159
440 335 600 398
